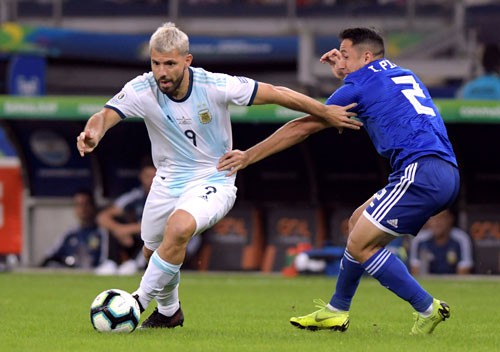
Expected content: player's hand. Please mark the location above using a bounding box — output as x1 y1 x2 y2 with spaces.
325 102 362 134
111 225 136 247
105 222 138 247
320 48 346 79
320 48 343 64
217 149 249 177
76 129 98 157
115 234 134 247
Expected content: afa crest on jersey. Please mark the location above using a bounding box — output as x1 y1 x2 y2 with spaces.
117 91 126 100
109 91 127 105
198 109 212 124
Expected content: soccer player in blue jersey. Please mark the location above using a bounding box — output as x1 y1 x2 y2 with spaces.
218 27 460 335
76 22 361 329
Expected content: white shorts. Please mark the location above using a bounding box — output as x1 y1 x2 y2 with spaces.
140 175 237 251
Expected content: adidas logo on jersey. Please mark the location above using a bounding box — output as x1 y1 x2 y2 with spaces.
386 219 399 228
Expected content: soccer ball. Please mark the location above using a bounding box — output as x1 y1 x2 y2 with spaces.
90 289 141 333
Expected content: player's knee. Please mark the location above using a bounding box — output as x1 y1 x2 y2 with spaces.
346 237 374 263
166 210 197 241
346 242 362 262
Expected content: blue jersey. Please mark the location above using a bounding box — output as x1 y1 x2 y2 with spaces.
326 59 457 172
416 238 464 274
410 227 473 273
42 225 106 268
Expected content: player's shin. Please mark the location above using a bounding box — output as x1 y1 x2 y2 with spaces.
133 251 182 311
329 249 365 311
362 248 433 312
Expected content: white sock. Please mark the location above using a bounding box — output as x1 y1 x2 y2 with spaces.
419 302 434 318
156 278 180 317
133 251 181 311
327 303 345 312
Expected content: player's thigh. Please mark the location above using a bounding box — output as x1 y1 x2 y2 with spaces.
349 196 374 232
140 177 177 251
176 184 237 236
347 214 395 262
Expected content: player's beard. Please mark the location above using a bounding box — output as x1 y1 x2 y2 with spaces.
156 70 185 96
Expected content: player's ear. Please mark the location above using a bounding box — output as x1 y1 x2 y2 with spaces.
364 51 373 63
185 53 193 66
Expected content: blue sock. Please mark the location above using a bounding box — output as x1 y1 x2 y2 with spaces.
362 248 433 312
329 250 365 311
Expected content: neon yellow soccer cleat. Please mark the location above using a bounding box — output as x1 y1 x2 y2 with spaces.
290 299 350 331
411 299 450 335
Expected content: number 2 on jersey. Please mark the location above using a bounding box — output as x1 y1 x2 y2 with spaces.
391 75 436 117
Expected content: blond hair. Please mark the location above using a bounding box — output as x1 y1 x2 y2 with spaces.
149 22 189 55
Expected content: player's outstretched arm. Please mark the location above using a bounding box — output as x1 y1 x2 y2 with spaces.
77 108 122 156
252 83 361 133
218 115 329 177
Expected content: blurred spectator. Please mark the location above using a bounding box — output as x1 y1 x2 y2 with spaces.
40 189 106 269
95 156 155 275
458 43 500 100
409 209 474 275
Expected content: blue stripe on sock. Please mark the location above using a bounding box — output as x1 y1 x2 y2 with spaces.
151 251 182 275
343 249 359 264
364 248 391 275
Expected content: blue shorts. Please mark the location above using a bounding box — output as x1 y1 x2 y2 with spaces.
363 156 460 236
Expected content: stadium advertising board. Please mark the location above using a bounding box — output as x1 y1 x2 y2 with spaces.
0 96 499 123
0 23 337 65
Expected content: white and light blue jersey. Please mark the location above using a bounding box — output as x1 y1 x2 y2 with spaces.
326 59 457 172
105 67 258 196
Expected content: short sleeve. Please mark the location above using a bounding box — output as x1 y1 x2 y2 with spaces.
224 74 258 106
325 83 359 108
105 79 146 119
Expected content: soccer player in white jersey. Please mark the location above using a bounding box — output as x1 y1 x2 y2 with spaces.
76 22 361 328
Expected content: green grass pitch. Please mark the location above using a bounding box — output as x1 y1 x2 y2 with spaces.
1 271 498 352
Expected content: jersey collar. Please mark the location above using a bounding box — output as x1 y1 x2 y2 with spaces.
166 67 194 103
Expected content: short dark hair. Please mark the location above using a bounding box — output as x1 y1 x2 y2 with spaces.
74 188 96 207
339 27 385 57
482 43 500 74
